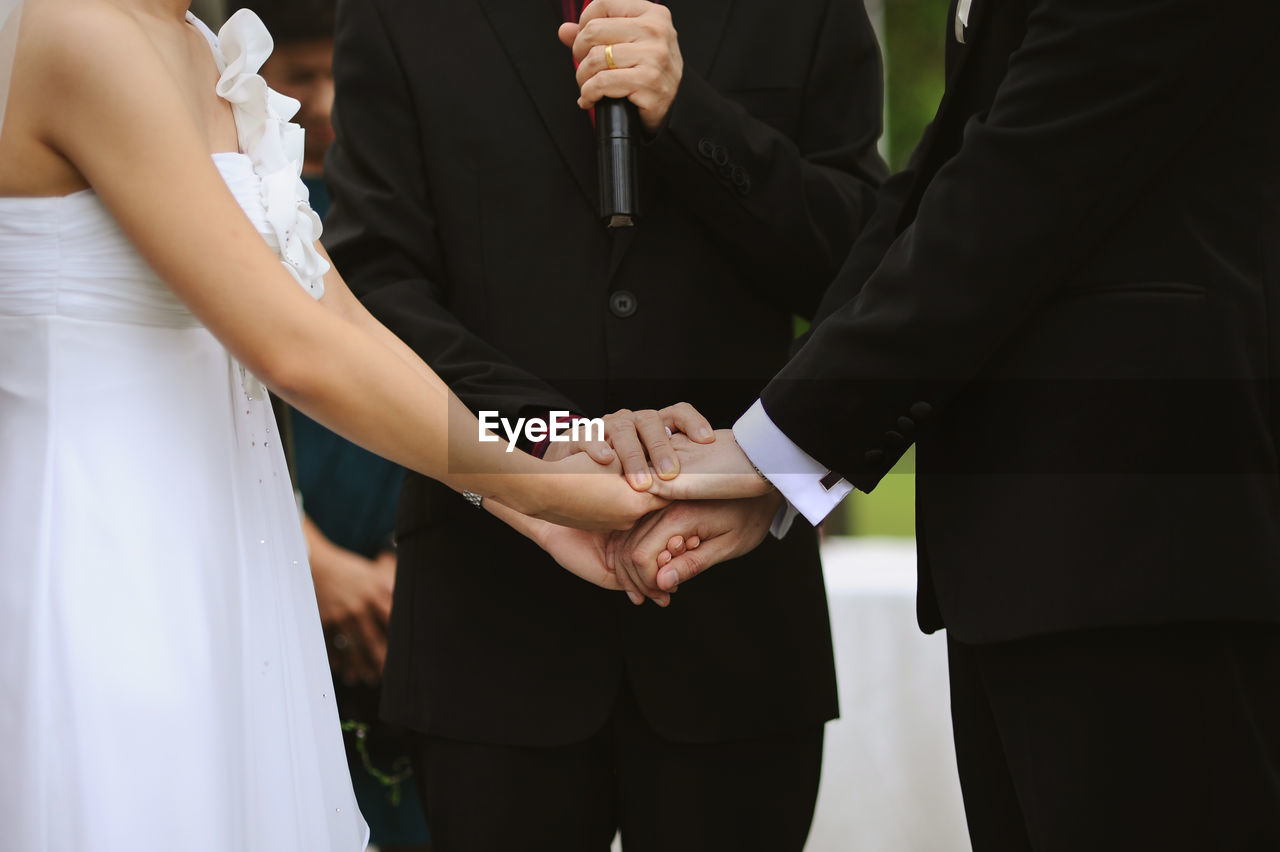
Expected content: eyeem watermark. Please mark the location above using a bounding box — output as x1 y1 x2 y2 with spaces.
479 410 606 452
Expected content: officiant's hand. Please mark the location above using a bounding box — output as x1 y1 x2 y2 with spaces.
608 492 782 597
643 430 776 502
541 403 715 491
558 0 683 133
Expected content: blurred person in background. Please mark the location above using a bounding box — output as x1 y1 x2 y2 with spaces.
244 0 431 847
324 0 887 848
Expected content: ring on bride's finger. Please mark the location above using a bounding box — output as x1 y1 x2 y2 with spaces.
332 633 351 651
605 43 617 70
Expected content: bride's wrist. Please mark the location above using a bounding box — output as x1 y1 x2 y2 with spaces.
477 458 555 519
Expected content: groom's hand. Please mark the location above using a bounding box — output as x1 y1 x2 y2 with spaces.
644 430 776 502
541 403 715 491
607 492 783 597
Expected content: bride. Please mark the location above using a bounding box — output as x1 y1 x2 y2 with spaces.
0 0 699 847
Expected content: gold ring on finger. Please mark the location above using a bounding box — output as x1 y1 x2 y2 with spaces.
605 43 617 70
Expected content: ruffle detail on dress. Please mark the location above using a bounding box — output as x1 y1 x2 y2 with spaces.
199 9 329 299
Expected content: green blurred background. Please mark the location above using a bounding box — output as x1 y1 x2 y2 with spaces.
831 0 949 537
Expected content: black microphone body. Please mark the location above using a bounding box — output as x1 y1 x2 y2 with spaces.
597 98 640 228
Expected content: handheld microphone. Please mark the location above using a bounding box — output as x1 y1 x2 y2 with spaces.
597 98 640 228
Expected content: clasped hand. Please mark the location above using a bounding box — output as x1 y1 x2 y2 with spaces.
539 403 781 606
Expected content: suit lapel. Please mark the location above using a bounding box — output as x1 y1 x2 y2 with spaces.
478 0 598 208
606 0 736 280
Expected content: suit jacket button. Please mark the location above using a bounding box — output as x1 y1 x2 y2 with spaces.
896 416 916 434
736 176 752 196
909 401 934 421
609 290 638 318
697 138 715 158
712 146 730 166
884 430 905 447
864 449 886 465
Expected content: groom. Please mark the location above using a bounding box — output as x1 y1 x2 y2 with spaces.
616 0 1280 847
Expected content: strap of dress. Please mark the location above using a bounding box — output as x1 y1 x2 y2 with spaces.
184 12 226 74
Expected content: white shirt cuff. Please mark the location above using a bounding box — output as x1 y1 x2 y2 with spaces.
733 399 853 530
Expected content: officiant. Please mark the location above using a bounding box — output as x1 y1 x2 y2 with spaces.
322 0 887 847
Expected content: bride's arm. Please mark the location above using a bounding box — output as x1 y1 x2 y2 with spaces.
313 244 455 394
26 5 661 530
316 251 674 602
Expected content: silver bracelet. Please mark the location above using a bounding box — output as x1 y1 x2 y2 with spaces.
462 490 483 509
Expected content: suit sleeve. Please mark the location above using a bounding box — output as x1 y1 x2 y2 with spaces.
759 0 1274 491
643 0 887 320
322 0 579 423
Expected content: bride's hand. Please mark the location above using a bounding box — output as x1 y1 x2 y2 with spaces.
644 430 775 501
530 451 670 530
486 499 696 604
534 523 625 594
483 503 636 599
539 518 704 607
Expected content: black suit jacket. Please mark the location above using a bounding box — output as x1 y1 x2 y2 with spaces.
324 0 886 745
763 0 1280 643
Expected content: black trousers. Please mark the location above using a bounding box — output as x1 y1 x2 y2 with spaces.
948 622 1280 852
409 678 824 852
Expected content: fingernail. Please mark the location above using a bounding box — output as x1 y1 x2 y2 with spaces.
627 591 643 605
601 447 615 458
629 471 652 489
658 569 677 588
658 457 678 477
697 427 714 440
658 552 671 566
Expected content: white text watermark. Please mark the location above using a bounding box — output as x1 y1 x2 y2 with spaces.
478 410 606 452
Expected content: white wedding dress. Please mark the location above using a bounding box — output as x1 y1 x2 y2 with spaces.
0 11 368 850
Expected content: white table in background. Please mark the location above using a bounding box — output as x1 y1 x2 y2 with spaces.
807 537 970 852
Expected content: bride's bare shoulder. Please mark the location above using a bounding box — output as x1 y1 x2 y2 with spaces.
0 0 169 194
19 0 165 89
14 0 200 162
